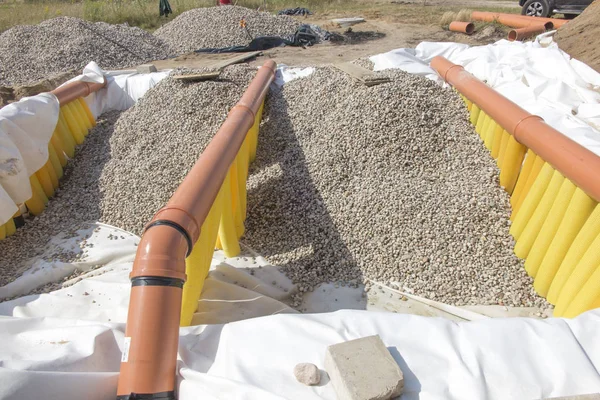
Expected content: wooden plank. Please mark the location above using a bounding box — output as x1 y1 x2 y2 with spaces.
172 71 221 82
334 62 390 86
210 51 263 70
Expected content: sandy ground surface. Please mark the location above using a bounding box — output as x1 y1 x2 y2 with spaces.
156 17 508 69
1 0 519 101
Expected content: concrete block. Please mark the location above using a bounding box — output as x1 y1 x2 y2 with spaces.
325 335 403 400
136 64 157 74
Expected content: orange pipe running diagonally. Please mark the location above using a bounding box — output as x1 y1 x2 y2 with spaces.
449 21 475 35
471 11 562 29
51 77 108 105
508 24 549 41
116 60 277 400
430 56 600 204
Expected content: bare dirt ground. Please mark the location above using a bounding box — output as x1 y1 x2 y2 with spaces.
1 0 518 102
159 0 515 69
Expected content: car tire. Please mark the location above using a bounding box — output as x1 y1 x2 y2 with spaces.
521 0 551 17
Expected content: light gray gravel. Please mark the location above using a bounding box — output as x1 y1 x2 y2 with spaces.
154 6 301 54
245 66 549 308
0 17 172 86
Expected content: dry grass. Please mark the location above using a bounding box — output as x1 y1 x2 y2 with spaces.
0 0 344 33
0 0 519 33
440 11 456 25
456 8 473 21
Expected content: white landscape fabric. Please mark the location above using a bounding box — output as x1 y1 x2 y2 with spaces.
0 223 599 399
370 34 600 157
0 308 599 399
0 93 59 225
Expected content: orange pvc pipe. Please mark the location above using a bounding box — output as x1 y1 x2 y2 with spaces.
471 11 561 29
116 60 276 399
431 56 600 204
508 24 548 41
51 77 107 106
449 21 475 35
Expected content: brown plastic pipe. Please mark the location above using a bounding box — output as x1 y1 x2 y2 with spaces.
431 56 600 203
508 24 548 41
471 11 562 29
51 77 107 105
116 60 276 400
449 21 475 35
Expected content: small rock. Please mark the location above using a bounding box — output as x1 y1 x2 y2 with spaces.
294 363 321 386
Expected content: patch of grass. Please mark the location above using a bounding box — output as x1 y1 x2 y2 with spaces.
456 8 473 22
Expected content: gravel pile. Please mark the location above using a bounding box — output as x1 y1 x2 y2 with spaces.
0 65 256 290
154 6 301 53
245 67 548 308
98 65 256 233
0 17 172 86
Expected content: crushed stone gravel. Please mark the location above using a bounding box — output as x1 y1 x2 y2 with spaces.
245 66 549 308
0 16 172 86
154 6 301 54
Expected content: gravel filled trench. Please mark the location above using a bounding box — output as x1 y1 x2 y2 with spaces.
0 64 549 308
245 67 548 308
0 66 255 289
154 6 301 54
0 17 172 86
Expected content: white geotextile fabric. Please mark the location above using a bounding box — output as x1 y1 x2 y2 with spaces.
1 309 599 400
0 223 599 399
63 62 172 119
370 34 600 157
0 93 59 225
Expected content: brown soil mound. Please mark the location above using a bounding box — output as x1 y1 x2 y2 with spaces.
555 0 600 73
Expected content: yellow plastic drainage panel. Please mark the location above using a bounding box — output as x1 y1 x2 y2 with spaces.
179 100 266 327
459 93 600 318
1 97 96 240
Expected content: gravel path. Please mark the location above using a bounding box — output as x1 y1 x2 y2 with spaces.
0 17 172 86
245 67 548 308
154 6 301 54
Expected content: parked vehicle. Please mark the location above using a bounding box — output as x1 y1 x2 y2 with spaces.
520 0 593 17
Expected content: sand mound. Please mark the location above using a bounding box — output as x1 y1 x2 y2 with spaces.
555 0 600 73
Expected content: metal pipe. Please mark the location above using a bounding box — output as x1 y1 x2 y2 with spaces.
471 11 560 29
430 56 600 204
449 21 475 35
116 60 276 399
51 78 107 105
508 24 549 41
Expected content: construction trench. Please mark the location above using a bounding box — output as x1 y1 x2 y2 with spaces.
0 4 600 400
